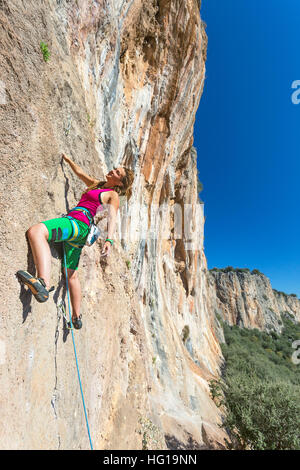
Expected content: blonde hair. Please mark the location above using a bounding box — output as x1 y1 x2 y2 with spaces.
83 167 135 200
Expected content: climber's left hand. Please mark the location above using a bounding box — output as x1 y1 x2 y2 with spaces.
101 241 112 257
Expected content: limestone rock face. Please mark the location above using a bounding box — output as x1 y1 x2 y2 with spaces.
2 0 298 451
0 0 228 450
208 270 300 334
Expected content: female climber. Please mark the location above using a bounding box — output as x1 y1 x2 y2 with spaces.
17 153 134 329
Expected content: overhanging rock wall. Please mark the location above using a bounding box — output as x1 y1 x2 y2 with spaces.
0 0 227 449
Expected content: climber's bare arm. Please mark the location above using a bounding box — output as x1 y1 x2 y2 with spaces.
100 191 120 257
62 153 98 187
105 191 120 240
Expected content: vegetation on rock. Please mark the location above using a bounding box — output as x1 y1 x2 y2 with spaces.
210 314 300 449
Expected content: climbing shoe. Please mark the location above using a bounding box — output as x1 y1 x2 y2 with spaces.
17 270 53 303
70 315 82 330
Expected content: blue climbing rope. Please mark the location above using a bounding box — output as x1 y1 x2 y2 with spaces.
63 242 94 450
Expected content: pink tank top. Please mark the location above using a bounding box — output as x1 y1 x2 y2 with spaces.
67 188 113 226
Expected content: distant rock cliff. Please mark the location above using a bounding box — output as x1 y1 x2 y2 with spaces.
208 269 300 334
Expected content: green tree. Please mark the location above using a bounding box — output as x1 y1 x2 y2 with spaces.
213 317 300 449
218 375 300 450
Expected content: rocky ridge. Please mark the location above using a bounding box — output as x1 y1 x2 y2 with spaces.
208 269 300 335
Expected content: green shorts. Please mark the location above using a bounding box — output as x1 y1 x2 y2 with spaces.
41 217 90 270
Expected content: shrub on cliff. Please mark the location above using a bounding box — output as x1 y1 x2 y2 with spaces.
223 266 235 273
210 267 254 274
217 374 300 450
251 269 264 276
40 42 50 62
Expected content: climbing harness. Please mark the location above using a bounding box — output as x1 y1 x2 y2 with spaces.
63 206 102 248
62 242 94 450
68 206 94 225
63 206 114 249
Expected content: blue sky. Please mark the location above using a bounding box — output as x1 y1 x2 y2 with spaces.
194 0 300 297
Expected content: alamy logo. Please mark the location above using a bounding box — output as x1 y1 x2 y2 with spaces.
0 80 6 105
291 80 300 104
291 340 300 365
98 201 205 250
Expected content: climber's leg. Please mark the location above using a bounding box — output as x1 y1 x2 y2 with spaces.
16 223 52 302
63 267 82 329
26 223 52 289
